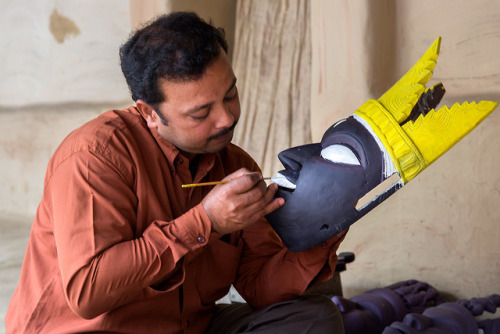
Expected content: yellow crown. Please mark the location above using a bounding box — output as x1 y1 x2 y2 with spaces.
354 37 498 183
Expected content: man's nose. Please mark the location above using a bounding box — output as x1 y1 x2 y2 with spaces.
214 103 235 128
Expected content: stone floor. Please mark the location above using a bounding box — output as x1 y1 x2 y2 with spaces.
0 215 32 334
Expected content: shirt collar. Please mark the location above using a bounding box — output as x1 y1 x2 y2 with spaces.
149 121 217 181
132 106 218 180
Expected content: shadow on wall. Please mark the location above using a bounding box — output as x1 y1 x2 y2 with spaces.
366 0 399 98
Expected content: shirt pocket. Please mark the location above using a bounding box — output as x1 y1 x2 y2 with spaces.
194 236 243 305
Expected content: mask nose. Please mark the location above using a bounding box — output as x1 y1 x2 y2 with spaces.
278 143 322 173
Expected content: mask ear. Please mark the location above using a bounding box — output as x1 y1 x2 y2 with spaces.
136 100 162 129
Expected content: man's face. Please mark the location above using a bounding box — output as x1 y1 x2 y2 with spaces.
266 116 389 251
146 51 240 155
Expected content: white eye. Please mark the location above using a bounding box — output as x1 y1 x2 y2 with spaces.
321 144 360 165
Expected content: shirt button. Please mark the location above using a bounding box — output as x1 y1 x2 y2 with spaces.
186 320 191 327
175 158 183 164
197 236 206 243
320 242 328 249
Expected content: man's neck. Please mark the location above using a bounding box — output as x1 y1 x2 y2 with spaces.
185 153 200 180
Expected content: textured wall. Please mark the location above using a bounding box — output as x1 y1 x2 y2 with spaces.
232 0 312 177
311 0 500 300
0 1 133 217
0 1 132 107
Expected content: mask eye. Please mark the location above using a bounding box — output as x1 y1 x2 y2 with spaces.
321 144 360 165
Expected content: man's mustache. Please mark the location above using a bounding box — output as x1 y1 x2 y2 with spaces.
207 121 237 141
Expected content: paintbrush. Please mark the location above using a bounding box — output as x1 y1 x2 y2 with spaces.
182 177 273 188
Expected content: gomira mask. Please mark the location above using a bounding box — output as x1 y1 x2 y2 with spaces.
266 37 498 251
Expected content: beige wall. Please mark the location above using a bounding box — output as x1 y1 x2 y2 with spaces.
1 0 498 303
311 0 500 299
129 0 236 58
232 1 312 178
0 1 132 107
0 1 134 217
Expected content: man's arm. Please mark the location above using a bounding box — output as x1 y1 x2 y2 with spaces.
234 218 347 309
49 151 211 319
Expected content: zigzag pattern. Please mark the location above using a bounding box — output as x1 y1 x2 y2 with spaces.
378 37 441 124
355 37 498 183
403 100 498 166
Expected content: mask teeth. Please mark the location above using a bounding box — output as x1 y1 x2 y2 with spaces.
271 173 296 190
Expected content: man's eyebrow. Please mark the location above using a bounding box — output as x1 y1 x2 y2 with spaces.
225 77 237 95
184 77 237 115
185 102 212 115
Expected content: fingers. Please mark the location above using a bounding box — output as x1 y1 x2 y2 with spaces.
223 167 252 180
222 168 264 194
234 173 265 195
261 183 285 216
203 170 285 234
244 183 285 220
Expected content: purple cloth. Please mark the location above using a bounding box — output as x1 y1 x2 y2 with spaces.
332 280 444 334
333 279 500 334
382 294 500 334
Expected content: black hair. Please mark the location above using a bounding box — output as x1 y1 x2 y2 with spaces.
119 12 228 106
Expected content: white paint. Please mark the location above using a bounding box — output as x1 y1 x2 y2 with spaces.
321 144 360 165
355 173 402 211
353 114 398 179
271 173 297 190
332 119 347 127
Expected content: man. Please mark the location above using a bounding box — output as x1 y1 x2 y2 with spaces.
6 12 346 333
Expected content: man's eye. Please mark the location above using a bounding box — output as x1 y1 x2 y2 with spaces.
320 144 360 165
224 87 238 101
191 113 209 121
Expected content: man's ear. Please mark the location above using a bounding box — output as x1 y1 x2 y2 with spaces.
136 99 162 129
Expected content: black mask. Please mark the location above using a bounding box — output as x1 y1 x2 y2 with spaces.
266 116 400 251
265 37 497 251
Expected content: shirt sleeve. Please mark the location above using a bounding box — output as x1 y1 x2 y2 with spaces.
234 218 347 309
47 151 211 319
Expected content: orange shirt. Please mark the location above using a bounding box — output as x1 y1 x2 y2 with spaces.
6 107 346 333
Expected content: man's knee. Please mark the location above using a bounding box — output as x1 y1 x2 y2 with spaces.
284 295 345 333
297 294 342 319
208 295 345 334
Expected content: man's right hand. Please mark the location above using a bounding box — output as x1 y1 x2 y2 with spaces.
201 168 284 235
